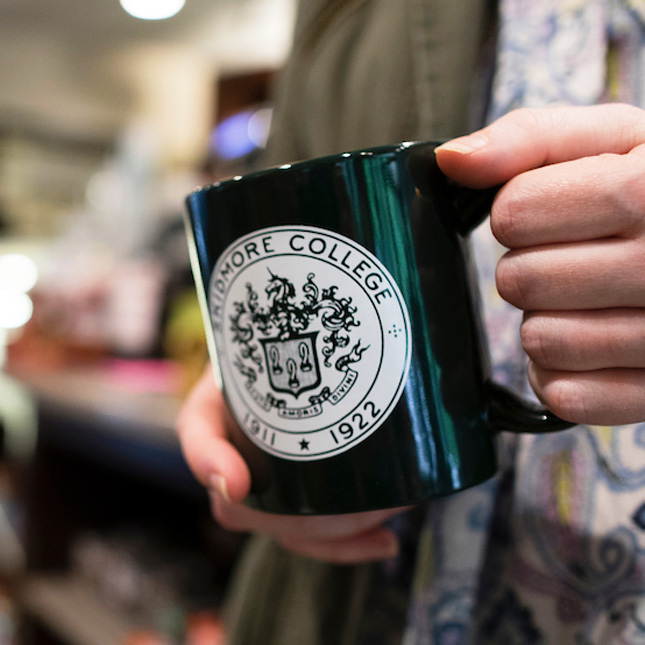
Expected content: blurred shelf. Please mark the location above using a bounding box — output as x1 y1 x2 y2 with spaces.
6 363 183 444
21 574 139 645
6 362 200 495
1 362 238 645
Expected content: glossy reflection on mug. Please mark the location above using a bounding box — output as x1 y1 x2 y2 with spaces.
185 141 573 515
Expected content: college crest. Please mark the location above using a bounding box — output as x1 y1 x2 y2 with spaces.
229 270 369 417
207 225 411 461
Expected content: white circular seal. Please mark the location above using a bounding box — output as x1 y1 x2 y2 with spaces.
208 225 411 461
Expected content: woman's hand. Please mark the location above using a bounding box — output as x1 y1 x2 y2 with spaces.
436 103 645 426
176 369 403 563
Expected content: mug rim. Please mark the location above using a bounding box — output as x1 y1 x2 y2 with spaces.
188 139 443 199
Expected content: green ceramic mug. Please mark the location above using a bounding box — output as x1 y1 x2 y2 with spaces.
185 141 573 515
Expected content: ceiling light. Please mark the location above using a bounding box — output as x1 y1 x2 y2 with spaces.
120 0 186 20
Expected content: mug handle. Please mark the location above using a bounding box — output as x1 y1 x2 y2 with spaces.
486 381 574 433
426 150 576 434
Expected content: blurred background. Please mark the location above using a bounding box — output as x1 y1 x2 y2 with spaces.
0 1 296 642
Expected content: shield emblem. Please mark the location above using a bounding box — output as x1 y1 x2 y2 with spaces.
261 332 321 397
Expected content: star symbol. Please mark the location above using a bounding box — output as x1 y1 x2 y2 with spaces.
299 439 310 450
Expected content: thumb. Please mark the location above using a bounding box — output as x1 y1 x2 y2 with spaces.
435 104 645 188
176 369 251 502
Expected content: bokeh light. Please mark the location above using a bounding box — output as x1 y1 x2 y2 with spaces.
0 254 39 293
120 0 186 21
0 253 38 331
0 292 33 330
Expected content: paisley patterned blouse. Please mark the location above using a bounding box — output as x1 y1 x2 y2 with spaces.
404 1 645 643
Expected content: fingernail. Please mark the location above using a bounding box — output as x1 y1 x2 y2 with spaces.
209 474 230 501
436 134 489 154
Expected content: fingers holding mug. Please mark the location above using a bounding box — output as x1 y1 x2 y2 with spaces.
178 368 404 564
527 363 645 426
520 310 645 372
176 368 251 502
437 104 645 427
520 308 645 426
519 308 645 425
208 488 403 564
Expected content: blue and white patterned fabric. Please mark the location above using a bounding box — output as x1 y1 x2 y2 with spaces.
490 0 645 117
404 2 645 643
